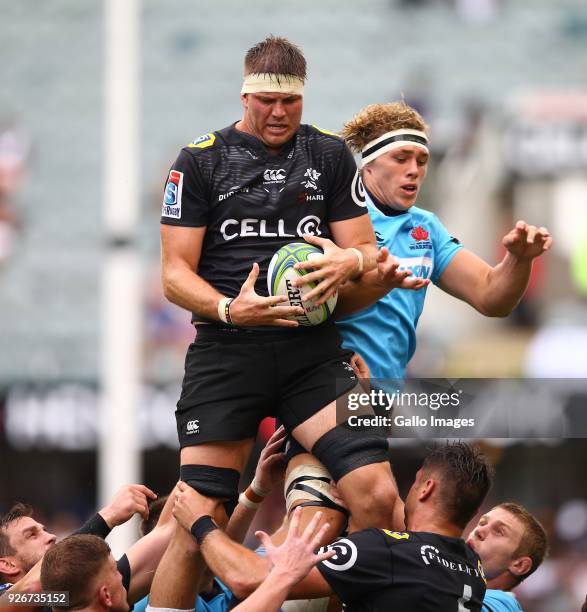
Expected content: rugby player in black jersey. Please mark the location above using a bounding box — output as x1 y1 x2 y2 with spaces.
171 442 493 611
156 35 413 611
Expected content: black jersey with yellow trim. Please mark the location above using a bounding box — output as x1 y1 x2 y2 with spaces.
317 528 486 611
161 123 367 305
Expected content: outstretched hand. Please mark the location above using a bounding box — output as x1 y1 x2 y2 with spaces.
253 425 287 495
229 263 304 327
254 508 335 587
502 220 552 261
376 247 430 291
99 484 157 527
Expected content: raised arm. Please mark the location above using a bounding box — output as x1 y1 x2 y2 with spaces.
438 221 552 317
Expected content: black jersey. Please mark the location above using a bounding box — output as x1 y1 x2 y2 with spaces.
160 124 367 303
317 529 486 612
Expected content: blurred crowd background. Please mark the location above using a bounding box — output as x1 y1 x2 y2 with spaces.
0 1 586 610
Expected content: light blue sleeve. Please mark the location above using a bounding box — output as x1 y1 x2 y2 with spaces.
482 589 524 611
430 213 463 284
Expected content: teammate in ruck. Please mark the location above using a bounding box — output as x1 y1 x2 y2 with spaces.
331 101 552 380
158 36 411 611
172 442 493 612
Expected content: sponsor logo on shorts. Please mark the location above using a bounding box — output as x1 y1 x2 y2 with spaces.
186 419 199 435
319 538 358 572
162 170 183 219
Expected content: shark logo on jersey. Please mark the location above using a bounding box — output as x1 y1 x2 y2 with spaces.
319 538 358 572
301 168 321 190
162 170 183 219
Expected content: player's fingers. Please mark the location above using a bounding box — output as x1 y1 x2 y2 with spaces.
264 453 286 467
526 226 537 244
242 263 260 290
267 304 305 318
255 530 272 548
293 269 323 286
316 548 336 562
263 294 289 307
515 219 528 232
302 234 332 249
270 318 300 328
133 484 157 499
294 256 326 272
376 247 389 263
542 236 553 250
312 521 331 548
302 510 324 541
288 506 303 538
177 480 187 492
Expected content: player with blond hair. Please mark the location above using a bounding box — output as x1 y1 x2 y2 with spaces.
333 101 552 380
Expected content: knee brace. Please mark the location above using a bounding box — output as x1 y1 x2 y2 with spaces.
284 464 349 519
311 426 389 483
180 464 240 517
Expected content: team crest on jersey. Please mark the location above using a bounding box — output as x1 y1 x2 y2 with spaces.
319 538 358 572
409 225 432 250
188 132 216 149
162 170 183 219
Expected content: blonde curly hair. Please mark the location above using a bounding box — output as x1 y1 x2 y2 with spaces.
342 101 429 153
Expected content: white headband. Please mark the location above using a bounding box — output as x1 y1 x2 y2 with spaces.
361 128 429 166
241 72 305 95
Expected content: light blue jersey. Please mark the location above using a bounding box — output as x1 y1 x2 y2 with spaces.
336 194 462 379
133 579 235 612
482 589 524 611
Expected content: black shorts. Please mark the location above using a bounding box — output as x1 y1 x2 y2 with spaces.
176 322 356 448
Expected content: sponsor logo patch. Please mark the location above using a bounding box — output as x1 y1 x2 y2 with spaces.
351 170 366 207
409 225 432 250
186 419 199 435
162 170 183 219
319 538 358 572
397 256 434 279
188 133 216 149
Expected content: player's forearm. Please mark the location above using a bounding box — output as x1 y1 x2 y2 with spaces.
200 530 270 599
335 270 389 317
225 501 259 544
479 252 533 317
162 264 224 321
232 569 292 612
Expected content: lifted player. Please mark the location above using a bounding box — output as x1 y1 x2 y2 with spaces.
334 101 552 380
159 38 406 605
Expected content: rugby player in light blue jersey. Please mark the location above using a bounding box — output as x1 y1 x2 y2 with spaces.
467 503 548 611
316 101 554 380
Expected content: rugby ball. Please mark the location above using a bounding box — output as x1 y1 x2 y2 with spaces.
267 242 338 326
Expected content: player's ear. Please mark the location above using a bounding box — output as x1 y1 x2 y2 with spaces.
509 555 532 577
240 93 249 109
98 584 113 608
419 478 435 501
0 556 20 577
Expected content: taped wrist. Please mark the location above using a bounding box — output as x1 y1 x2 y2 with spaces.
190 515 218 545
180 464 240 517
